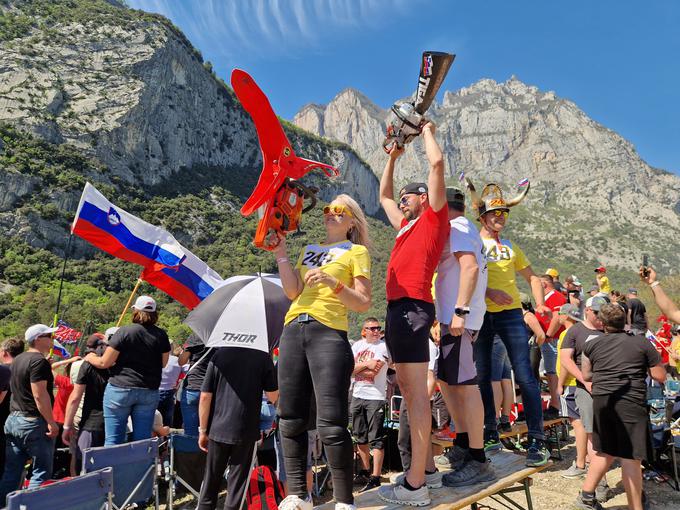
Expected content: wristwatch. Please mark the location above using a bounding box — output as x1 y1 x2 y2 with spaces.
454 306 471 318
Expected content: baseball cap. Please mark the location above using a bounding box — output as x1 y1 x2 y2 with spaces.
571 275 582 287
588 285 599 293
585 296 607 311
132 295 156 312
628 288 638 295
445 187 465 204
558 304 582 322
546 268 559 278
594 266 606 273
104 326 119 340
85 333 107 353
519 292 531 305
399 182 428 197
24 324 58 343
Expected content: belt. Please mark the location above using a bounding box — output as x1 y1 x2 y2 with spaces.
293 313 317 324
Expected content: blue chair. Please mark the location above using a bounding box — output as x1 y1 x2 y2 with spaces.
164 433 206 510
6 467 113 510
82 438 159 510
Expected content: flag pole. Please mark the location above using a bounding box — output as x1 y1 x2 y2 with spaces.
116 272 144 327
53 233 74 328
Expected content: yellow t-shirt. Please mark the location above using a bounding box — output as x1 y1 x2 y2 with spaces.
598 275 611 293
482 237 530 312
284 241 371 332
556 328 576 387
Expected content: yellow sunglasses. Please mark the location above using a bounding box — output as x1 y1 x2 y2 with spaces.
323 204 354 217
491 210 509 219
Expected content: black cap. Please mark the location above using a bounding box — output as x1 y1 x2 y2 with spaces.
446 187 464 204
399 182 428 197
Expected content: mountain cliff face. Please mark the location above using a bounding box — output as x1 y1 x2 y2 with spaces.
0 0 380 257
294 77 680 271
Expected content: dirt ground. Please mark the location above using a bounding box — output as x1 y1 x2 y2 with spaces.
162 430 680 509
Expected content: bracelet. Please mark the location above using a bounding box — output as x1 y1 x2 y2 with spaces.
333 281 345 294
276 257 289 264
63 425 72 430
198 427 207 433
650 281 660 288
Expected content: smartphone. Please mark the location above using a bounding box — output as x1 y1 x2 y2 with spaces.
642 254 650 277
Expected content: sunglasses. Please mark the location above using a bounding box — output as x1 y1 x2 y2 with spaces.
364 326 382 332
491 210 509 218
323 204 353 217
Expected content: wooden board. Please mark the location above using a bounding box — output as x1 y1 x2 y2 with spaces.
431 418 567 448
314 450 550 510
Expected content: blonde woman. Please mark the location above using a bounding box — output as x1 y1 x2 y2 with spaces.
273 194 372 510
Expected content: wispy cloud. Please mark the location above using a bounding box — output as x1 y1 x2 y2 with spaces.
127 0 421 60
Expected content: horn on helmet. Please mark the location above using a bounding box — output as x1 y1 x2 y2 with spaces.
505 180 530 207
465 178 484 211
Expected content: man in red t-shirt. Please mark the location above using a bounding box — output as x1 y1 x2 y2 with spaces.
536 274 566 417
377 122 449 507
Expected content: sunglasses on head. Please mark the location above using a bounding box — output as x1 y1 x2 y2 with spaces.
364 326 382 332
323 204 353 217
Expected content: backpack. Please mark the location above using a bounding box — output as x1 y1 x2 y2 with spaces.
246 465 286 510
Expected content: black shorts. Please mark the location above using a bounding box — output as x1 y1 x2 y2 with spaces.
592 395 652 461
437 328 478 386
350 397 386 450
385 298 435 363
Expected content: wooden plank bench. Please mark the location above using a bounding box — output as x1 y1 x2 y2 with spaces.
314 450 549 510
432 418 568 460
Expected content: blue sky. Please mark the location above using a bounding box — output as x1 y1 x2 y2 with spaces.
127 0 680 174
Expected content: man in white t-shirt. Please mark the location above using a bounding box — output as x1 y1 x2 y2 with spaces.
350 317 390 493
434 187 496 487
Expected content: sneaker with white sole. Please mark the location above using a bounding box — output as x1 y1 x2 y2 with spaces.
560 460 587 479
378 483 430 507
335 503 356 510
392 470 442 489
442 459 496 487
279 495 313 510
434 445 467 469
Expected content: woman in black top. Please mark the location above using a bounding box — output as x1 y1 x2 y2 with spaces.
85 296 170 445
177 333 214 437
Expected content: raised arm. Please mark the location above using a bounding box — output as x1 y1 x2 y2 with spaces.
642 268 680 323
422 122 446 212
380 146 406 230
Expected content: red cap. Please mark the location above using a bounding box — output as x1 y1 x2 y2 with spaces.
595 266 606 273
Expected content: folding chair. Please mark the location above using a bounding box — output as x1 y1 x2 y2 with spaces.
164 433 207 510
83 438 160 510
6 467 113 510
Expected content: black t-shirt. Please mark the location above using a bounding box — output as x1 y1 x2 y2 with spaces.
108 324 171 389
184 334 214 391
628 298 648 331
583 331 661 405
75 361 109 432
201 347 277 444
9 352 53 417
561 321 602 388
0 364 11 432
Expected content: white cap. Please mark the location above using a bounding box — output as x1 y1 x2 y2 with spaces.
104 326 120 340
25 324 58 343
132 295 156 312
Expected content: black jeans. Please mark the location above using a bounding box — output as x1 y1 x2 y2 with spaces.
197 439 254 510
278 319 354 503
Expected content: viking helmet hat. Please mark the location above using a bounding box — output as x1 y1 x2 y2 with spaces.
465 178 530 219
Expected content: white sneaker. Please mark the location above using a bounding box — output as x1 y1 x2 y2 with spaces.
279 495 313 510
335 504 356 510
378 483 431 506
392 470 442 489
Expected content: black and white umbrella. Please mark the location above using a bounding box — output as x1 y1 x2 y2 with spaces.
184 273 290 353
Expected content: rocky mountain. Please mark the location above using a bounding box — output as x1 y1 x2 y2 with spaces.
294 77 680 272
0 0 380 258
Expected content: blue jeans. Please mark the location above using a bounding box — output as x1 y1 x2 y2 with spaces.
540 339 558 375
103 384 159 446
491 335 512 381
180 388 201 437
475 309 545 440
0 414 55 503
157 389 176 426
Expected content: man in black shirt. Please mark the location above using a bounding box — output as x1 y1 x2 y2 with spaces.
626 289 648 335
0 324 59 504
575 304 665 510
197 347 278 510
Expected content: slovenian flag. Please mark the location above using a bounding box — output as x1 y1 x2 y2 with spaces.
52 339 71 359
517 178 529 187
72 183 224 309
458 171 465 182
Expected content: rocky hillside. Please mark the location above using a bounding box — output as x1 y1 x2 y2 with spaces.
0 0 380 259
295 78 680 272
